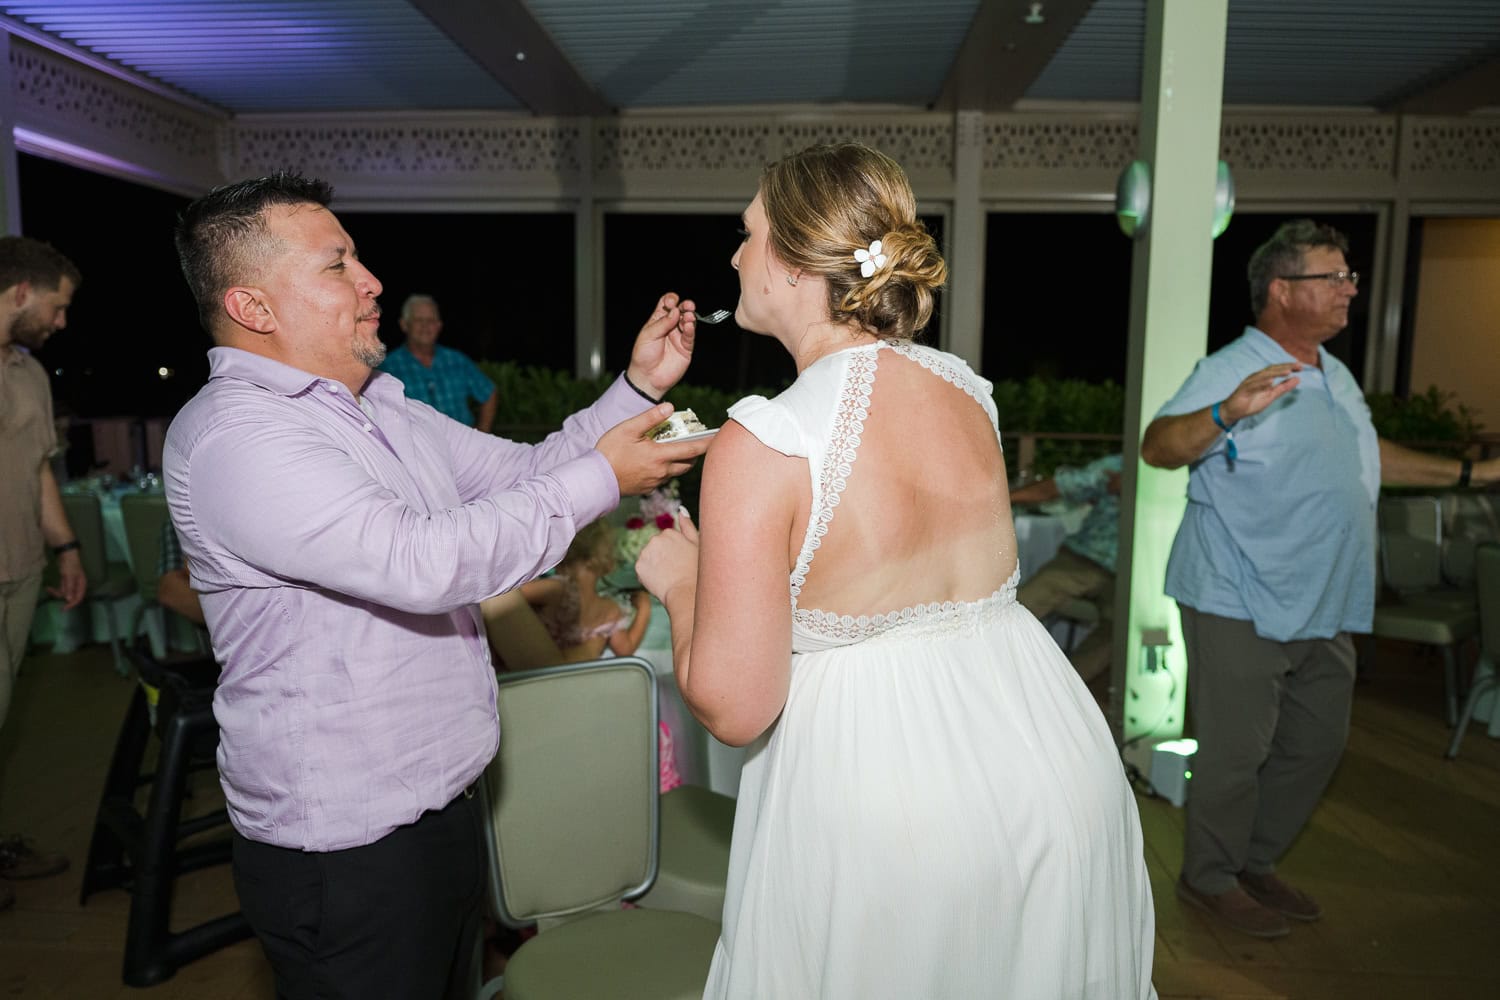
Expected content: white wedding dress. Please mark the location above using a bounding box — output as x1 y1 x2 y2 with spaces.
704 341 1157 999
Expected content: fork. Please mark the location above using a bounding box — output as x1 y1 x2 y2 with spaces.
695 309 732 325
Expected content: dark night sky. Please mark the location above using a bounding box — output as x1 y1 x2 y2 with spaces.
18 152 1376 425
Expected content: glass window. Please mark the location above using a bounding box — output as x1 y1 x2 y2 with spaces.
342 210 575 373
1209 212 1375 380
983 212 1131 384
19 154 199 417
604 212 795 395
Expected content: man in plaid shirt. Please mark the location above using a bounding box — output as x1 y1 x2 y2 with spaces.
378 294 498 431
154 519 203 626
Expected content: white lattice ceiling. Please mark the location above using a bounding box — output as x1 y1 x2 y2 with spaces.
0 0 1495 116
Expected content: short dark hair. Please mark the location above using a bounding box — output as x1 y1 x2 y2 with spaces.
0 236 81 296
1247 219 1350 315
174 171 334 333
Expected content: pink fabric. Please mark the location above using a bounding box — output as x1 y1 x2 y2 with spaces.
658 721 682 793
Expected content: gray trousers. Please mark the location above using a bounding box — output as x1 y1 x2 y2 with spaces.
1179 605 1356 894
1 570 44 731
1016 547 1115 683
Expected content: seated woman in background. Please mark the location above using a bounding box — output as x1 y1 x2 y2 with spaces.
506 519 680 792
520 519 652 663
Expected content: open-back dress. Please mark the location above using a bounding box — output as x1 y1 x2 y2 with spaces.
703 340 1157 999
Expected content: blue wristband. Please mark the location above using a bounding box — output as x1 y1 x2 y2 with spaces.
1210 402 1238 465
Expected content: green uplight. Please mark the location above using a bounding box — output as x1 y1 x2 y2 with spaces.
1155 738 1198 757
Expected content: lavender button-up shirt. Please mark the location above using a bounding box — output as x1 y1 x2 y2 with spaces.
164 347 647 851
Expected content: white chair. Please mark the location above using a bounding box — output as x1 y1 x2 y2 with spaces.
638 783 735 923
42 492 136 674
1439 493 1499 590
1371 495 1478 726
478 656 719 1000
1446 543 1500 759
118 493 180 657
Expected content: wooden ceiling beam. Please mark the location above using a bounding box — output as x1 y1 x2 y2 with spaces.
408 0 610 116
934 0 1098 111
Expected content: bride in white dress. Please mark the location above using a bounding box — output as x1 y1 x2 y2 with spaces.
636 142 1157 999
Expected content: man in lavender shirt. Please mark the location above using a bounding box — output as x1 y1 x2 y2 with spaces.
164 172 708 999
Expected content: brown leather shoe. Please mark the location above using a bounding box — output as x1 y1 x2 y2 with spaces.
1176 877 1291 938
1238 870 1322 922
0 835 69 881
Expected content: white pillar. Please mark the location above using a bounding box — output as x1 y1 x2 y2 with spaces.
0 32 22 234
946 109 985 368
1113 0 1229 745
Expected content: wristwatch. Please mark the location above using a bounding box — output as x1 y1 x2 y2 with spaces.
51 540 81 556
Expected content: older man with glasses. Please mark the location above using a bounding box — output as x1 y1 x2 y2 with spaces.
1142 219 1500 940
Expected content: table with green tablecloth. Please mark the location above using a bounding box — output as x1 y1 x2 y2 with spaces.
31 480 199 658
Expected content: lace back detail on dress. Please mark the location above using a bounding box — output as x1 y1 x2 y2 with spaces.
787 348 877 608
790 343 1014 646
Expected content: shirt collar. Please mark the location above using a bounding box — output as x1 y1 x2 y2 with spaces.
1243 325 1330 371
206 345 403 405
1 344 34 367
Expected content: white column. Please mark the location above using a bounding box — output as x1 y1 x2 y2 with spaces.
575 119 603 380
946 109 985 368
1113 0 1229 745
0 32 22 234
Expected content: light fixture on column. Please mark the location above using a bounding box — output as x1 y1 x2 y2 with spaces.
1115 160 1236 240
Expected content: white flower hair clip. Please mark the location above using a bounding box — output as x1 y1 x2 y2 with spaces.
853 240 887 279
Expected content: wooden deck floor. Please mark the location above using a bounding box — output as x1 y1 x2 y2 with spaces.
2 640 1498 998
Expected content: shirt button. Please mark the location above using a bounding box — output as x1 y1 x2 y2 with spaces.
323 383 339 393
362 422 373 432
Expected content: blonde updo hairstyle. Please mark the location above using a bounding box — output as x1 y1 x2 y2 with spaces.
760 142 947 341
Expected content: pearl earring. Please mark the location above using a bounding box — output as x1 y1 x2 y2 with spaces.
786 274 798 287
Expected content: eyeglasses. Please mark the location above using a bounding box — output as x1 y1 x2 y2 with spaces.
1277 270 1359 289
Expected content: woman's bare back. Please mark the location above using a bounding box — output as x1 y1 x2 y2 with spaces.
793 346 1018 621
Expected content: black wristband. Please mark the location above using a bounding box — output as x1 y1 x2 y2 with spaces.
1458 458 1472 488
623 371 662 405
51 540 80 556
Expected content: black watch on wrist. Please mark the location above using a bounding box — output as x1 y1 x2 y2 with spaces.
51 540 81 556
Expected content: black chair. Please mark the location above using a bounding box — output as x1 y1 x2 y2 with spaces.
78 639 250 987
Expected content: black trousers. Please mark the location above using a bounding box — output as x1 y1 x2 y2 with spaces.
232 789 485 1000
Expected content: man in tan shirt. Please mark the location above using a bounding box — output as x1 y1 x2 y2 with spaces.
0 236 84 910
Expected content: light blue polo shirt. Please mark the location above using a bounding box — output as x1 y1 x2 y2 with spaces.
1157 327 1380 642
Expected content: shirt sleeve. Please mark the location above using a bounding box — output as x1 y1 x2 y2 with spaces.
443 375 650 504
155 520 183 576
1154 353 1246 421
183 406 615 616
462 355 496 404
1054 453 1120 505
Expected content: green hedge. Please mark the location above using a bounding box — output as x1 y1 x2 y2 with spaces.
478 360 1483 499
991 377 1125 473
1365 385 1482 457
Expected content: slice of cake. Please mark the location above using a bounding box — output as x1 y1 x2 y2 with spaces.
651 408 709 441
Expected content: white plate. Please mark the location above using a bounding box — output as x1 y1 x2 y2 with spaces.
655 428 719 443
